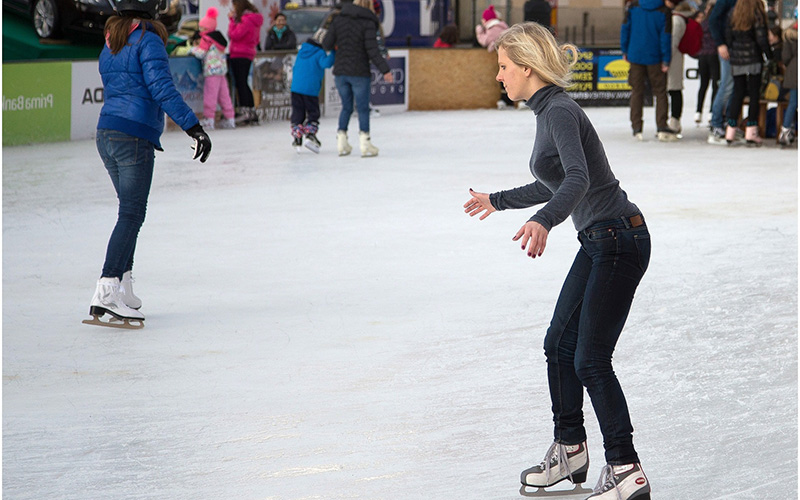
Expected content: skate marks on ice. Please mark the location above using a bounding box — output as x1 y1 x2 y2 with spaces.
520 484 593 498
82 312 144 330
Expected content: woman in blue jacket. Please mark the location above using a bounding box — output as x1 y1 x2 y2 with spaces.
85 0 211 329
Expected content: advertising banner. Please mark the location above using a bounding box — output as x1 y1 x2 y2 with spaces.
3 61 72 146
71 61 104 141
567 48 651 107
170 56 205 114
252 52 295 122
324 49 408 117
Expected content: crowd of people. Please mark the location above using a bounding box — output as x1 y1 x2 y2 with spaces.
163 0 799 150
622 0 797 146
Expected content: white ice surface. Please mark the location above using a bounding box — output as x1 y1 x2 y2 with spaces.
3 75 798 499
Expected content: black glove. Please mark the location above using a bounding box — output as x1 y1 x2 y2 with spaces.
186 124 211 163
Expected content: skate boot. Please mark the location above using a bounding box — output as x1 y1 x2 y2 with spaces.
694 111 702 125
219 118 236 129
83 277 145 329
246 107 259 125
234 107 250 124
745 125 762 147
632 129 643 141
292 124 304 152
337 130 352 156
656 129 678 142
359 131 379 157
305 133 321 153
304 122 321 153
120 270 142 310
668 116 682 135
725 125 738 145
520 441 589 489
586 463 650 500
778 126 797 147
707 126 727 145
200 117 215 131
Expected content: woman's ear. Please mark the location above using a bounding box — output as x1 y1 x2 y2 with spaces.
524 67 532 77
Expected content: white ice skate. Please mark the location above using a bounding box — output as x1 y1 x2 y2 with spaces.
586 463 650 500
337 130 352 156
83 277 145 329
304 133 321 154
120 270 142 309
520 441 592 497
359 131 378 157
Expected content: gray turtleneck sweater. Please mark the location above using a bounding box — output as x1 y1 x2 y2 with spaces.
489 85 639 232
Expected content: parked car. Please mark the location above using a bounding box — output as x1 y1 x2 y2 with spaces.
2 0 181 40
282 4 331 46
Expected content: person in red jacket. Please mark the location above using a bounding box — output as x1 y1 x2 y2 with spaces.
434 24 458 47
228 0 263 125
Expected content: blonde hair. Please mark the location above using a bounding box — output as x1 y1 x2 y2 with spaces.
495 22 578 88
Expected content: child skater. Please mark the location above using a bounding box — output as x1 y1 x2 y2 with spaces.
86 0 211 329
289 27 335 152
191 7 236 130
463 23 652 500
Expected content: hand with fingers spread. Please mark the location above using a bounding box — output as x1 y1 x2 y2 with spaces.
513 220 549 259
463 188 496 220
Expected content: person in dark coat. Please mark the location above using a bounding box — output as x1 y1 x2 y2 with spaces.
523 0 552 32
779 21 797 145
322 0 392 157
264 12 298 50
723 0 772 145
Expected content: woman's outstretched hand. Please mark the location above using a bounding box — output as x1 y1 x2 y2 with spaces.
513 220 549 259
463 188 496 220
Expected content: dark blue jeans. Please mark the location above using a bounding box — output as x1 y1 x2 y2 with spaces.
543 216 651 465
335 75 371 133
96 129 155 280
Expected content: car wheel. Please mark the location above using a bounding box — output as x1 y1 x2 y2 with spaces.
32 0 61 39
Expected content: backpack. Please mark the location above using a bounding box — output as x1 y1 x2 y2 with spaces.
676 14 702 57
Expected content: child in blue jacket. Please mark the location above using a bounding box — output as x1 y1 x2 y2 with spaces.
290 28 335 153
86 0 211 329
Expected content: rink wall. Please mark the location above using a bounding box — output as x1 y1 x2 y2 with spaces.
2 47 630 146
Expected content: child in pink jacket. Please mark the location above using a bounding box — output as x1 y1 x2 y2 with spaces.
475 5 509 52
191 7 235 130
227 0 264 125
475 5 513 108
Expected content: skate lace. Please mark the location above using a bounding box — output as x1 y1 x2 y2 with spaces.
540 442 574 483
592 465 622 500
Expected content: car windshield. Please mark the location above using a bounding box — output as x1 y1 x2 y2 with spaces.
284 10 328 34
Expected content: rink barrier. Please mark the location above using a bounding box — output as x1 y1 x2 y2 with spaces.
3 47 631 146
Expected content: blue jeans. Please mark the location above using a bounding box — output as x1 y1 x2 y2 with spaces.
783 88 797 130
335 75 371 133
96 129 155 279
711 55 734 129
543 216 651 465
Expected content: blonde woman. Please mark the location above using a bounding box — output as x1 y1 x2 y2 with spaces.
463 23 652 500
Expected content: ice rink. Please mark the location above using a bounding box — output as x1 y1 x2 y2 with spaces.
3 75 798 499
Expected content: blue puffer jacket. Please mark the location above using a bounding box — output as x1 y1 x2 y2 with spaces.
290 41 335 97
620 0 672 66
97 23 198 150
